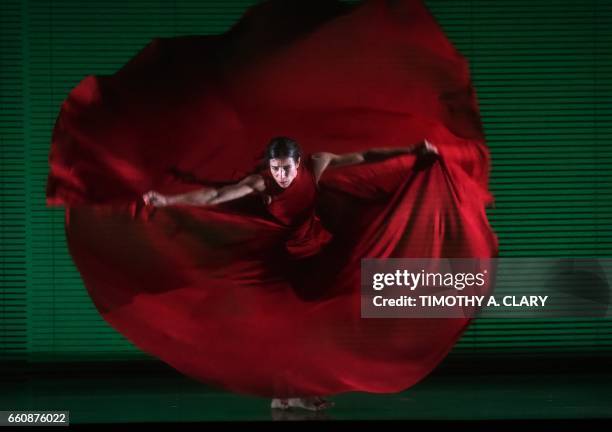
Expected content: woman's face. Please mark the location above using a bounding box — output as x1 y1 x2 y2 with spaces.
269 157 300 188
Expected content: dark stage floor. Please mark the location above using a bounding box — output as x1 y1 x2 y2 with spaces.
1 355 610 425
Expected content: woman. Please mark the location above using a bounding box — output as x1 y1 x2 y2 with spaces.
142 136 439 411
46 0 498 414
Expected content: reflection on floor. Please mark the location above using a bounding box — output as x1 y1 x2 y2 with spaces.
0 355 611 424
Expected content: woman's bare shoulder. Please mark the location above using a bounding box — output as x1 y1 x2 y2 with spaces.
240 174 266 192
308 153 335 183
310 152 336 161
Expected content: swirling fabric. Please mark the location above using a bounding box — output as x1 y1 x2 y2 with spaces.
46 0 498 397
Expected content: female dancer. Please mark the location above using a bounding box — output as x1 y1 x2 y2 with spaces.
142 136 438 411
46 0 498 416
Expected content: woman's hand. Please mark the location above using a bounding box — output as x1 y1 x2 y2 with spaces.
143 190 169 207
419 139 439 156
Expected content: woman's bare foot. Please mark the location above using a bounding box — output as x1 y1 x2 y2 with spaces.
271 396 334 411
270 398 290 410
288 397 334 411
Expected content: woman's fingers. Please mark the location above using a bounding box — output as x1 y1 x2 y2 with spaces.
423 139 439 155
143 190 165 206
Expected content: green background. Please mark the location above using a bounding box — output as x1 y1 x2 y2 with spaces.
1 0 611 367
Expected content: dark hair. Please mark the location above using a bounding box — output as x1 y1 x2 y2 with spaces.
264 136 302 162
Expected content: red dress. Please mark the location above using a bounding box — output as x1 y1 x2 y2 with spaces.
46 0 498 397
260 156 332 259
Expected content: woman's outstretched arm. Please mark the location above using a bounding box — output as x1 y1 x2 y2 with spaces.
311 140 438 182
143 174 265 207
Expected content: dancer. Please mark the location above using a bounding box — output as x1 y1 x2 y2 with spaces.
46 0 498 408
142 136 439 411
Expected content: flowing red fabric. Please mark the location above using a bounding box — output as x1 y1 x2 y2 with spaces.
46 0 498 397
